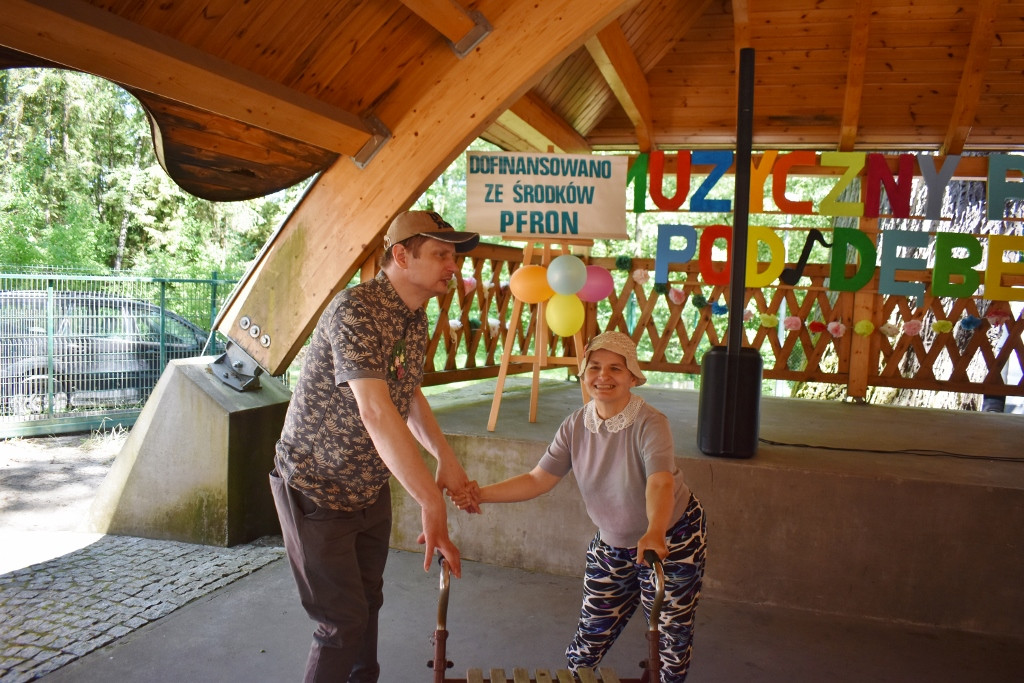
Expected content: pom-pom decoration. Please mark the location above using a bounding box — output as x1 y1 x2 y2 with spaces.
903 320 923 336
783 316 802 331
668 288 686 305
509 265 554 303
931 320 953 334
985 301 1012 327
856 320 877 336
743 309 755 322
691 294 708 309
615 255 633 272
808 321 827 334
827 321 847 338
760 313 779 327
448 319 463 343
462 275 477 296
959 315 982 331
632 269 650 285
711 301 728 316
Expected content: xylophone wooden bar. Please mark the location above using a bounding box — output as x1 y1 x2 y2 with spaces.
456 667 625 682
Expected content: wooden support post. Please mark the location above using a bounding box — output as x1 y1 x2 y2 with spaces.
847 202 882 399
487 240 592 431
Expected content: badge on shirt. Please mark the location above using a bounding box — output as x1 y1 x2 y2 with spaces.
389 340 407 380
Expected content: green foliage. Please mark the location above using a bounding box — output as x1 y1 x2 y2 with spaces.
0 68 303 277
413 138 500 232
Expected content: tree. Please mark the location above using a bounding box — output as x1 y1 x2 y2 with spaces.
0 68 302 277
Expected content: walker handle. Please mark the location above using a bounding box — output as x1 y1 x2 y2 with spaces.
436 553 451 631
641 549 665 678
642 550 665 631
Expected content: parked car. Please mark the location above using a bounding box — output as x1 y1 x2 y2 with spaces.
0 290 213 416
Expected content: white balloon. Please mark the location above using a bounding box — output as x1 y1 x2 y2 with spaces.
546 254 587 294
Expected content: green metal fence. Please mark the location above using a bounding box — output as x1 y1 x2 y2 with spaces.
0 271 236 438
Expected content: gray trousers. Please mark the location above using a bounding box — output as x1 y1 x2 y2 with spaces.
270 469 392 683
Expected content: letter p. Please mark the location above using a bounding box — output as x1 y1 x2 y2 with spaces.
655 224 698 284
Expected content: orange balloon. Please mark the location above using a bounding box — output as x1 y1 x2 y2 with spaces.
510 265 554 303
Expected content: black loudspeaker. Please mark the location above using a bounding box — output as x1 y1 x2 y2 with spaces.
697 346 763 458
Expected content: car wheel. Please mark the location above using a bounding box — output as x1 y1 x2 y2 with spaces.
7 376 69 416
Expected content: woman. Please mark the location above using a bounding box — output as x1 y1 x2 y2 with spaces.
453 331 707 681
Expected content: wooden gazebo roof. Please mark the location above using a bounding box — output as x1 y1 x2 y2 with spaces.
1 0 1020 372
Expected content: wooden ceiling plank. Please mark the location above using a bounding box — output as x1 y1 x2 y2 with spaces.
838 0 871 151
941 0 1002 155
170 0 241 46
191 0 279 56
324 13 452 118
585 20 654 151
507 92 592 153
0 0 374 157
636 0 717 70
270 1 395 89
534 51 613 136
217 0 309 67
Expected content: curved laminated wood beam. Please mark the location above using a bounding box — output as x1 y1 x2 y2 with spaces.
502 92 592 153
942 0 1001 155
217 0 636 375
731 0 750 70
586 20 653 151
839 0 871 152
0 0 376 158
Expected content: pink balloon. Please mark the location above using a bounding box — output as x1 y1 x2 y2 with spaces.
577 266 614 302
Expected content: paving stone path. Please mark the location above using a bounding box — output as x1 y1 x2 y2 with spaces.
0 534 284 682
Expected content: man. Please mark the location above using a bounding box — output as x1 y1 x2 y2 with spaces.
270 210 480 682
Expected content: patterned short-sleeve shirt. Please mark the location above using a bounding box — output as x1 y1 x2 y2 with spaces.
274 271 427 511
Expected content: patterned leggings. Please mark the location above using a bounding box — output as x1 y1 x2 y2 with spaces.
565 495 707 683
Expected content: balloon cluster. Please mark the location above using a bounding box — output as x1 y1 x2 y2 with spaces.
508 255 614 337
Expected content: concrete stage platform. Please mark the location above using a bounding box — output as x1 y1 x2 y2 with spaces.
391 378 1024 641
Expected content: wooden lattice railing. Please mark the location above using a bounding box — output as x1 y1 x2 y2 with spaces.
423 243 1024 400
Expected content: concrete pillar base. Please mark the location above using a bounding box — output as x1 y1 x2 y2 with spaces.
88 357 291 546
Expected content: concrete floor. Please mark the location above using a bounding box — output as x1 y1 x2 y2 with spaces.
23 377 1024 682
40 548 1024 683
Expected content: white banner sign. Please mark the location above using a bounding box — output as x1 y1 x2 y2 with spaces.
466 152 628 240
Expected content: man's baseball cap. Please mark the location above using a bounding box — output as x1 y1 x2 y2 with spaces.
383 211 479 253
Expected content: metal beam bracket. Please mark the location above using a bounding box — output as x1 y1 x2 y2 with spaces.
351 114 392 168
450 10 492 58
209 341 264 392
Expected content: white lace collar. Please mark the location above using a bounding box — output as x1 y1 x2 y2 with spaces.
584 395 644 434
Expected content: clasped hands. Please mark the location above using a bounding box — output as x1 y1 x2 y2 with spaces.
447 480 482 513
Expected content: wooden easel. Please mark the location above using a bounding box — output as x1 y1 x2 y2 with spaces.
487 239 592 432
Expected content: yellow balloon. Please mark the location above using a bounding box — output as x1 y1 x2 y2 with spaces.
510 265 554 303
545 293 585 337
